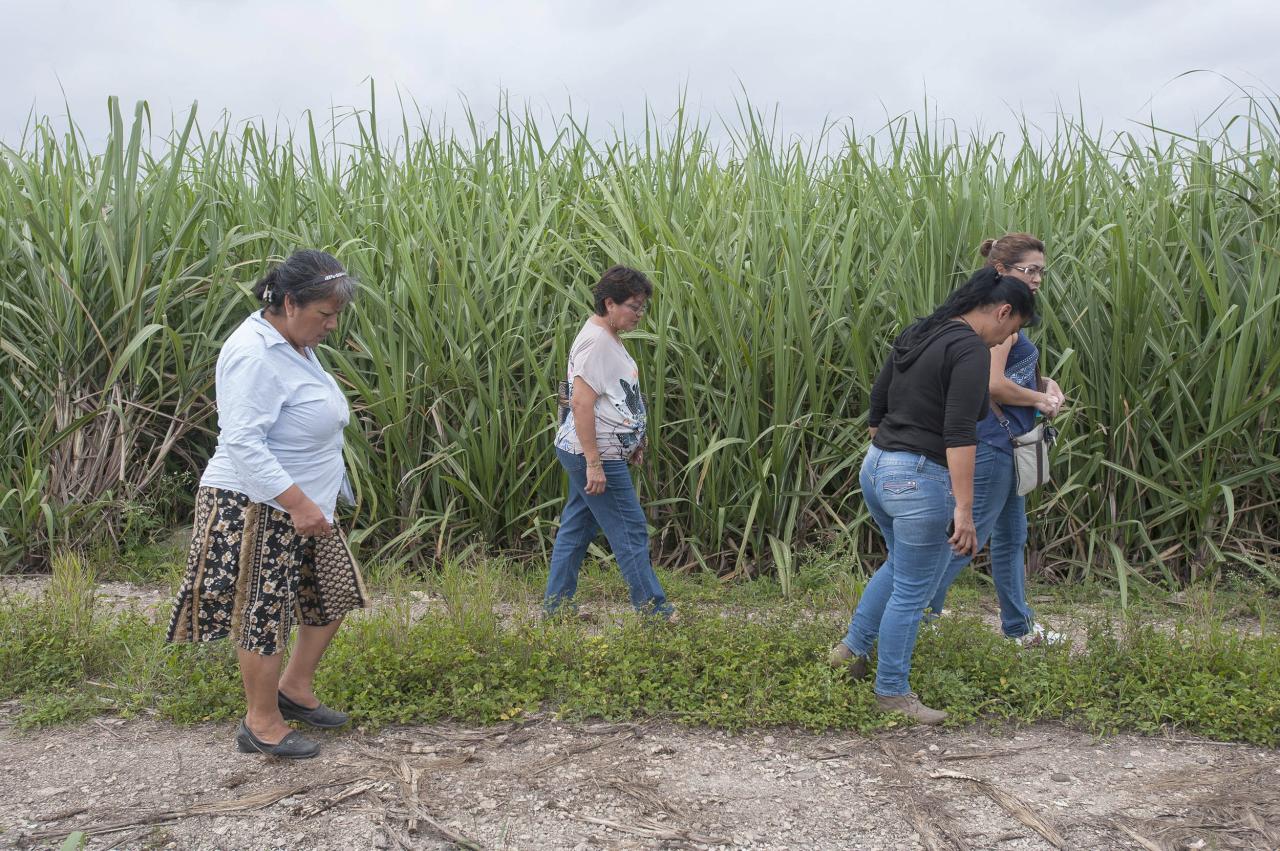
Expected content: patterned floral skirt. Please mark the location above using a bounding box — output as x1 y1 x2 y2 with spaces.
167 487 369 655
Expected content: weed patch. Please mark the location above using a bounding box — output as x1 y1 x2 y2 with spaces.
2 582 1276 745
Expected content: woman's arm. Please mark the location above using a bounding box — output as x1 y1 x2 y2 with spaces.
570 376 608 495
945 445 977 556
218 353 330 536
989 335 1060 416
943 344 990 556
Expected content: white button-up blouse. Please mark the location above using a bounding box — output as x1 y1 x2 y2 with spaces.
199 311 352 521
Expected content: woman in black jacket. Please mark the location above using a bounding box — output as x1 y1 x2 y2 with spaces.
829 268 1039 724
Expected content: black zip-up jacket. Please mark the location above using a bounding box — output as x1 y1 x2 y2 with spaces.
868 319 990 467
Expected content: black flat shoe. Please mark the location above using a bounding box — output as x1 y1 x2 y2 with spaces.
235 720 320 759
278 690 350 729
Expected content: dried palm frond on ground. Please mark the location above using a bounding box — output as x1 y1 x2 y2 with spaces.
604 777 691 820
930 769 1068 849
574 813 729 846
529 729 640 776
388 756 486 851
25 775 368 842
938 744 1042 762
294 779 380 819
1110 821 1163 851
1118 761 1280 850
875 743 972 851
392 717 543 746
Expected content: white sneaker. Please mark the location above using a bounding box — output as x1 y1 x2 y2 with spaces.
1015 623 1064 647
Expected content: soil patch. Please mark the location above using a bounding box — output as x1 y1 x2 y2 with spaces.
2 716 1275 850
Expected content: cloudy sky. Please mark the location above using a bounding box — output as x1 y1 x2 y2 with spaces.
3 0 1278 147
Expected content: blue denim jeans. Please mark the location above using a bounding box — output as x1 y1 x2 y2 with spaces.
926 442 1035 638
544 447 671 616
842 446 955 696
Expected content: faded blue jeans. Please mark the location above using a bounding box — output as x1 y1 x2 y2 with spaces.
926 442 1035 637
544 447 672 617
842 446 955 696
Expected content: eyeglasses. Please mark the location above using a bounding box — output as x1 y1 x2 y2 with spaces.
619 301 647 315
1007 264 1047 278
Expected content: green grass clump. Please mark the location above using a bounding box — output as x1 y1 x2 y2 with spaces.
2 577 1276 745
0 554 158 727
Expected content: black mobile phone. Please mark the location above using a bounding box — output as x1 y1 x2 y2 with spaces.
946 519 955 537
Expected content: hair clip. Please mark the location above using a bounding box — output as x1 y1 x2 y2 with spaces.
262 286 274 302
321 272 347 282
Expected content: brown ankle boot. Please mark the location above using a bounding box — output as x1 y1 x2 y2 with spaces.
874 692 947 725
827 643 870 681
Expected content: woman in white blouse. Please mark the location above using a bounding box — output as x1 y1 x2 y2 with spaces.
545 265 673 619
168 249 368 760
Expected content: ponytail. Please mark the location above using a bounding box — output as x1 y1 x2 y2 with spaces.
253 268 282 307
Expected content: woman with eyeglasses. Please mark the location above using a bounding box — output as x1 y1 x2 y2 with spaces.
922 234 1066 645
544 265 674 620
828 266 1040 724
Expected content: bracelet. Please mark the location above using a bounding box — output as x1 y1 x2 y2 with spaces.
586 460 604 469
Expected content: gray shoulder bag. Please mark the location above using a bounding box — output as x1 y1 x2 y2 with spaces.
990 400 1057 496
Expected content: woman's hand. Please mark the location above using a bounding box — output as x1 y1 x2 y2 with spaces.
948 508 977 557
290 499 333 538
1041 377 1066 418
1035 376 1066 418
584 462 608 495
276 485 334 537
1033 391 1062 418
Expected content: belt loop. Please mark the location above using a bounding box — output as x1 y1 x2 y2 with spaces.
916 455 926 473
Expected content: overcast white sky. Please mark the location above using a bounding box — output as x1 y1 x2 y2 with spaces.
3 0 1278 148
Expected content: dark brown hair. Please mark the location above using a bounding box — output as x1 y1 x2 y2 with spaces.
979 233 1045 269
918 266 1040 336
592 265 653 316
252 249 357 315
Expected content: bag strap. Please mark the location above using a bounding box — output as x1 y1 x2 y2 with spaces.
989 397 1017 445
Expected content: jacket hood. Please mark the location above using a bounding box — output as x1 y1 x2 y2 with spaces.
891 319 976 370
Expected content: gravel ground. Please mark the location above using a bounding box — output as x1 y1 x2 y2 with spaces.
2 714 1277 850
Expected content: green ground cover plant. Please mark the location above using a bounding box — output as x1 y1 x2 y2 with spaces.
2 555 1276 745
2 91 1279 590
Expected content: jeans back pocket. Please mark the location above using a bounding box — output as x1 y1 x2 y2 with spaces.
881 479 918 496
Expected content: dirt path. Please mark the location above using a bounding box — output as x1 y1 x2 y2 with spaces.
3 714 1276 850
